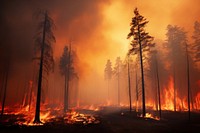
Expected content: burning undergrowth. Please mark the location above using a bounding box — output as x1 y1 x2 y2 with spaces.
64 111 100 125
0 105 100 126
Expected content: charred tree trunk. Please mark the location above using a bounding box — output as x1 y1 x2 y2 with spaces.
107 80 109 102
138 27 146 117
117 65 120 106
127 8 153 116
135 70 139 112
155 79 158 112
34 12 47 123
173 67 176 112
1 60 9 116
64 72 67 113
155 55 161 118
66 44 71 110
154 72 158 112
128 56 132 112
0 72 5 103
186 44 191 121
66 70 69 110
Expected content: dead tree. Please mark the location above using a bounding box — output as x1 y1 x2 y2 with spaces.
34 11 55 123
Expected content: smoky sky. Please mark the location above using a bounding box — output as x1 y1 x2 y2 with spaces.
1 0 200 105
0 0 112 104
0 0 110 54
0 0 113 76
2 0 200 71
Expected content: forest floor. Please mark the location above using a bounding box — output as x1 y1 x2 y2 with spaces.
0 106 200 133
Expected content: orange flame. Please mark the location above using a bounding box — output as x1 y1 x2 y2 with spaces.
139 113 160 120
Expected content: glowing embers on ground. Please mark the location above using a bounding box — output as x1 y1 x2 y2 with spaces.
144 113 160 120
138 113 160 121
0 104 57 126
64 110 100 125
0 105 100 126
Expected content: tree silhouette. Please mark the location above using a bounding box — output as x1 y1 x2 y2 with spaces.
113 57 122 106
127 55 132 112
0 55 10 116
185 41 191 120
192 21 200 110
59 46 78 112
192 21 200 63
127 8 154 117
59 44 78 112
150 51 162 118
60 46 70 112
0 26 12 116
33 11 55 123
104 59 113 102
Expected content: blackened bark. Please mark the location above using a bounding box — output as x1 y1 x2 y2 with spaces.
186 44 191 121
1 60 9 116
128 56 132 112
34 12 47 123
155 55 161 118
138 26 146 117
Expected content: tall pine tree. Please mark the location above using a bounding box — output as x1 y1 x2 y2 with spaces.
104 59 113 102
127 8 154 117
113 57 122 106
192 21 200 63
34 11 55 123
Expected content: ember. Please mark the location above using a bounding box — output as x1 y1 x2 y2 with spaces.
64 111 100 125
139 113 160 121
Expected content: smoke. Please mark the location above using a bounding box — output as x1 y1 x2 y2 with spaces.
0 0 112 105
1 0 200 106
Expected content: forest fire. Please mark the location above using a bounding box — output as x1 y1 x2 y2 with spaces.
162 76 175 111
161 76 200 112
1 0 200 133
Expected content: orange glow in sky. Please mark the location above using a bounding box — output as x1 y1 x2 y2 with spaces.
1 0 200 105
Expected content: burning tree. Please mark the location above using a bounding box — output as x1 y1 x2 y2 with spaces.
104 59 113 102
127 8 154 117
33 11 55 123
59 44 78 112
113 57 122 106
165 25 189 112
